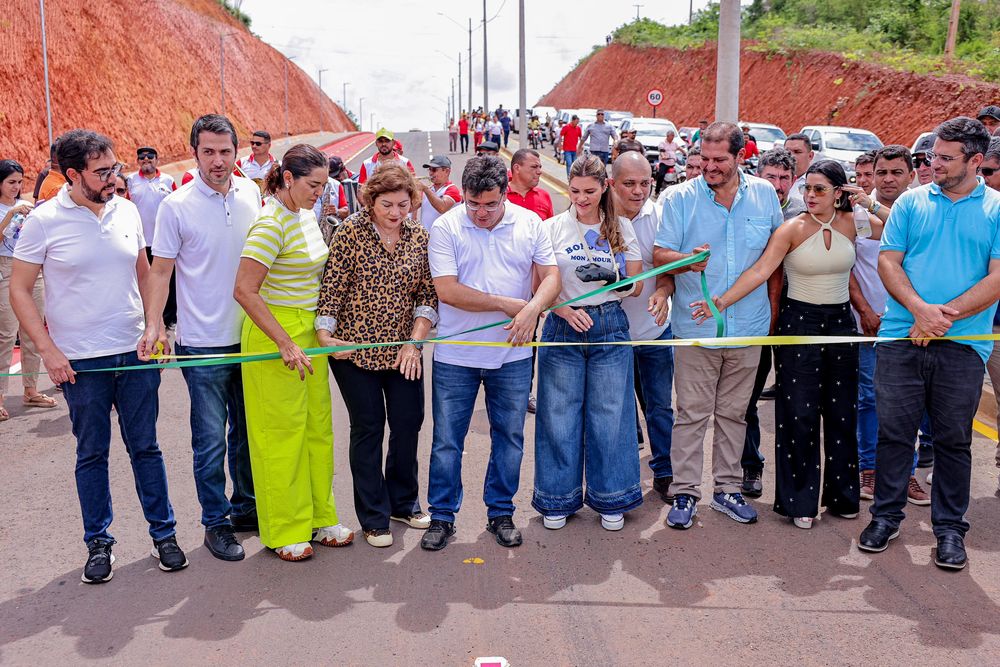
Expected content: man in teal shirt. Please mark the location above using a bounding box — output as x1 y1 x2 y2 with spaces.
859 116 1000 570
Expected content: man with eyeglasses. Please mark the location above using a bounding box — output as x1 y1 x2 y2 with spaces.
10 129 187 584
417 155 461 231
128 146 178 329
236 130 275 191
911 133 935 187
421 155 561 552
858 116 1000 571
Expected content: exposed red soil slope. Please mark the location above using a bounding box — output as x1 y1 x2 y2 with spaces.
539 43 1000 145
4 0 351 180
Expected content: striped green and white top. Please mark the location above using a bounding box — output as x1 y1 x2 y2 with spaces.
241 197 330 311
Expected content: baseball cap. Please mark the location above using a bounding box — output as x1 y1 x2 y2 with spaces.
977 106 1000 122
327 156 345 174
423 155 452 169
375 128 394 141
913 133 936 154
478 140 499 152
136 146 158 156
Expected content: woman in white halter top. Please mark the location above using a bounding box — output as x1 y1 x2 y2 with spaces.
691 160 884 530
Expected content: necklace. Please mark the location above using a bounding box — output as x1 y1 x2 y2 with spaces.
372 220 400 249
807 209 836 226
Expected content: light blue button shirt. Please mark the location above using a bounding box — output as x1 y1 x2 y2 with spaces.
655 173 783 341
879 178 1000 363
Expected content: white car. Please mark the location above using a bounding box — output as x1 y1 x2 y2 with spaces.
740 121 787 153
620 117 679 164
800 125 884 179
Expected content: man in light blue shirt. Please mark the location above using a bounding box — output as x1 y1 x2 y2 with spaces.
653 122 783 530
859 116 1000 570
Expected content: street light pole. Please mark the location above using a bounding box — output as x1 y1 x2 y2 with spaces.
283 55 297 138
482 0 489 114
342 82 349 111
457 52 463 115
370 113 374 133
38 0 53 147
318 68 329 132
468 18 473 112
451 78 456 123
359 98 365 131
517 0 526 146
715 0 740 122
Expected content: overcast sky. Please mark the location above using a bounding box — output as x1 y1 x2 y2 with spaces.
240 0 725 131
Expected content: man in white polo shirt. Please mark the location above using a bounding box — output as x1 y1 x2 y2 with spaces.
128 145 178 328
418 155 461 230
138 114 261 563
610 151 676 503
10 129 187 584
421 156 561 552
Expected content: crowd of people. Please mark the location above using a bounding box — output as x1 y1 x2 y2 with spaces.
2 103 1000 585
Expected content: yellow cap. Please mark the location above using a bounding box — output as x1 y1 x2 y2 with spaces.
375 128 394 141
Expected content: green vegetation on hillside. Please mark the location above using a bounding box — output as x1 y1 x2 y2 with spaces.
219 0 252 29
612 1 1000 82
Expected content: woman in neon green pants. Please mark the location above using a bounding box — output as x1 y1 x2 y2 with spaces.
234 144 354 561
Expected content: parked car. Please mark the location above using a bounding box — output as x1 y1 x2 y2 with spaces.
800 125 884 181
740 122 787 152
620 117 679 165
605 110 634 132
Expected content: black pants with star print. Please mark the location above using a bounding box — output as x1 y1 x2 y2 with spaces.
772 298 860 519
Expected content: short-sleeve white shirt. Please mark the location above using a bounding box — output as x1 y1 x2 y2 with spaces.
429 201 556 369
153 173 262 346
14 187 145 360
619 200 669 341
127 170 175 246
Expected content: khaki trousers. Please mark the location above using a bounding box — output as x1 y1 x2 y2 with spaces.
670 345 760 500
0 256 45 395
986 325 1000 468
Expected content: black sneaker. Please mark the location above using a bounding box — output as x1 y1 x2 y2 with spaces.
420 519 455 551
204 525 245 561
486 515 522 547
652 476 674 504
151 536 190 572
230 512 258 532
742 469 763 498
81 538 115 584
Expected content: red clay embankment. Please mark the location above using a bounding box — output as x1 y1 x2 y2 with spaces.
4 0 352 177
538 43 1000 144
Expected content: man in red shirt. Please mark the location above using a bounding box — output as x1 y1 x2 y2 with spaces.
741 125 760 164
558 115 583 181
358 128 415 184
458 114 470 153
506 149 553 220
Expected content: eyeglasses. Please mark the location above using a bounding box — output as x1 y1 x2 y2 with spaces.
913 156 932 168
925 151 962 164
250 141 266 147
465 201 503 212
89 163 124 183
137 152 156 161
982 167 998 177
798 183 834 195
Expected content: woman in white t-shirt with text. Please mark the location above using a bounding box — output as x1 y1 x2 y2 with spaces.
532 154 644 532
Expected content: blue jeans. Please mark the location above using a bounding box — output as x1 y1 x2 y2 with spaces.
427 357 532 521
176 343 255 527
634 325 674 478
533 302 642 516
872 341 984 538
63 351 176 544
564 151 577 180
858 343 917 474
591 150 610 165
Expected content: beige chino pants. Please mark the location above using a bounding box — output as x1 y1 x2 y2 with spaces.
670 345 760 500
0 256 45 396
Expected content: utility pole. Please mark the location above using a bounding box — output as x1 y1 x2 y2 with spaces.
318 68 328 132
39 0 53 147
342 82 349 111
283 55 297 137
482 1 489 114
518 0 527 146
689 0 694 25
370 113 374 133
715 0 740 122
633 4 643 20
451 78 456 122
457 52 463 115
359 98 365 131
945 0 962 60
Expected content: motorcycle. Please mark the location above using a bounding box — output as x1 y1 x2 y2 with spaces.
528 127 542 150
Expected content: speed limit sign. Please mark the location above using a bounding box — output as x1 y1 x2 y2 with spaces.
647 89 664 107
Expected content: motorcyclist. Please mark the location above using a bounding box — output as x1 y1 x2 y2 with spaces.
654 129 686 197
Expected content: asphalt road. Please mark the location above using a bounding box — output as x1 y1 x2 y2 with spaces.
3 133 1000 665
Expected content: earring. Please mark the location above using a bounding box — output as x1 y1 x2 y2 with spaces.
284 180 292 189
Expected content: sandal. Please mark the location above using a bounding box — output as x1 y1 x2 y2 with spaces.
23 393 57 408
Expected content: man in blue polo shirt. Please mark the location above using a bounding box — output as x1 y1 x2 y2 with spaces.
858 116 1000 571
654 122 783 530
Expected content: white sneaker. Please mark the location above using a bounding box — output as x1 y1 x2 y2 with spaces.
314 524 355 547
390 512 431 529
275 542 313 561
793 517 814 530
600 513 624 531
926 471 933 485
363 529 393 548
543 514 567 530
